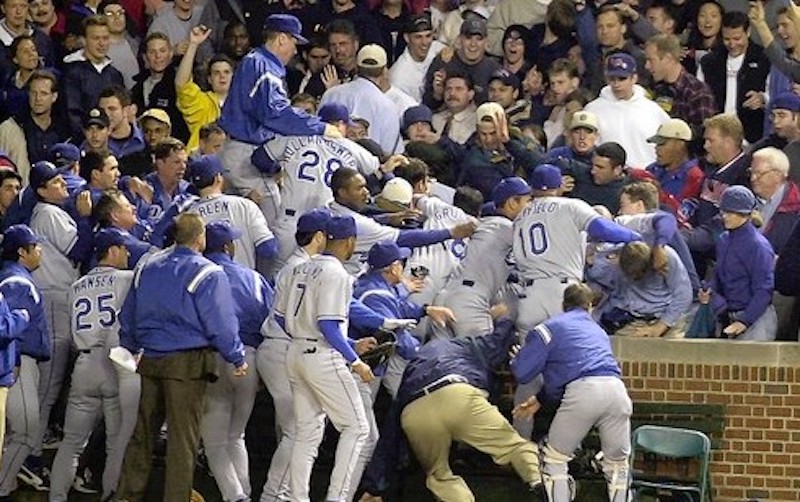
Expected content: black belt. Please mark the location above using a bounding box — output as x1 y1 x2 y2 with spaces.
462 280 475 287
514 276 569 287
409 375 469 403
285 209 296 216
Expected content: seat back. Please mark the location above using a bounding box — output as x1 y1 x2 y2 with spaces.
631 425 712 500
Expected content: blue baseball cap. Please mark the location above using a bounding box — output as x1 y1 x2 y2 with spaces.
719 186 756 214
29 160 61 191
605 52 637 78
188 155 224 186
529 164 563 191
94 227 130 254
205 221 243 252
771 92 800 112
319 103 355 126
297 208 332 234
402 105 434 132
367 241 411 269
50 143 81 168
326 215 357 240
2 224 43 253
491 176 531 207
263 14 308 44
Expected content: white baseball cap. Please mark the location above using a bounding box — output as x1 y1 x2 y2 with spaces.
647 118 692 144
380 178 413 206
357 44 387 69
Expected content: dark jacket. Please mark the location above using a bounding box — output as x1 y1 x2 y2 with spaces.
700 44 770 143
131 64 190 144
457 133 545 200
62 53 124 140
763 181 800 253
775 219 800 296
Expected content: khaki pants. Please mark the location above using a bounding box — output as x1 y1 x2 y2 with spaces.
401 383 540 502
117 349 216 502
615 315 689 339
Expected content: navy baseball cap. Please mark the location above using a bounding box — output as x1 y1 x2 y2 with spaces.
188 155 224 186
326 215 357 240
367 241 411 269
205 221 243 252
319 103 355 126
402 105 434 132
605 53 637 78
405 14 433 34
50 143 81 168
297 208 332 234
529 164 563 191
489 69 520 90
83 108 110 129
29 160 61 190
771 92 800 112
94 227 130 254
491 176 531 206
719 186 756 214
263 14 308 44
2 224 43 253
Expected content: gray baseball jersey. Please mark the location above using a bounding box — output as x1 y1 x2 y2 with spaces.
411 195 472 287
189 193 274 269
512 197 599 281
329 202 400 276
30 202 81 292
68 266 135 350
274 254 353 343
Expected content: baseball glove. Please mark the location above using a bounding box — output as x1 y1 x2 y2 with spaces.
360 329 397 369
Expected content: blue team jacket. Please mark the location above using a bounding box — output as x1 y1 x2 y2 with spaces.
208 252 273 348
218 46 326 145
0 291 31 387
711 222 775 326
0 263 50 363
511 309 621 403
353 271 422 360
119 247 246 366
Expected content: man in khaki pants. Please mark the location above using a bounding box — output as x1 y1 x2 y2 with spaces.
396 318 541 501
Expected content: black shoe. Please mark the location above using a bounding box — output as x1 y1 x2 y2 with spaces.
18 456 50 491
73 467 100 494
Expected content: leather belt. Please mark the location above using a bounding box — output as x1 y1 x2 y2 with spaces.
409 374 469 403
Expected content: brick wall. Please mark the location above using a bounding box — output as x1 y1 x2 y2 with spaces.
613 339 800 501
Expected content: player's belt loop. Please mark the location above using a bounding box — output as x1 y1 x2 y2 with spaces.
285 209 296 216
462 280 475 287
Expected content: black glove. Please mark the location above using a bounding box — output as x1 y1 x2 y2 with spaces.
360 329 397 369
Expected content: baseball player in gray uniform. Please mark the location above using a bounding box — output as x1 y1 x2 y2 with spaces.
49 228 134 501
256 209 330 502
432 177 532 339
28 162 94 468
274 215 373 502
250 125 400 275
329 168 476 276
511 165 639 440
187 155 278 273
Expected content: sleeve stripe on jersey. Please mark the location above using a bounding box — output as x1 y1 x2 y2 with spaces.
187 264 224 293
535 324 553 345
317 314 347 322
0 277 40 304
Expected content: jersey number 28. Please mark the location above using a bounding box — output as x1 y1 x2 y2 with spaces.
298 150 343 187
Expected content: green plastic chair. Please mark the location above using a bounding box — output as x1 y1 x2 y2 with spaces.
630 425 712 502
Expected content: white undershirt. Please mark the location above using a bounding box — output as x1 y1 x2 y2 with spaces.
724 54 744 114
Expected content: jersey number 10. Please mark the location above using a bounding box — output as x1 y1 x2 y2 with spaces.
518 222 549 257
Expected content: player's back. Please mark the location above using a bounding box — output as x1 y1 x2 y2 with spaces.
31 202 81 291
276 254 352 341
412 195 471 285
512 197 598 281
190 194 273 269
69 266 134 349
453 215 514 295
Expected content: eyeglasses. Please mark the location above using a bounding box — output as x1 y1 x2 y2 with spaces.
749 168 777 180
104 10 125 17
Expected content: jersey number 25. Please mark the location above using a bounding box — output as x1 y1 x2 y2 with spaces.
74 293 117 332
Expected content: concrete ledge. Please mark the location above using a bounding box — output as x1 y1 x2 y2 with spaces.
610 337 800 367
